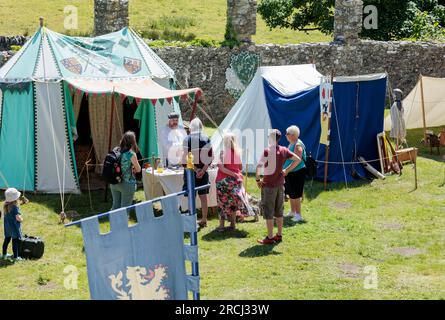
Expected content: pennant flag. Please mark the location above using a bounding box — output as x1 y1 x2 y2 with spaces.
166 97 173 105
188 92 196 101
127 96 134 104
151 99 158 107
180 94 188 102
173 96 180 104
120 94 127 104
158 98 165 106
78 194 200 300
135 97 142 106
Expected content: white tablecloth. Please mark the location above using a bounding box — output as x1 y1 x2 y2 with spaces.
142 168 218 210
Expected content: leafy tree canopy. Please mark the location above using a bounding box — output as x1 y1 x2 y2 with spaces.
258 0 445 40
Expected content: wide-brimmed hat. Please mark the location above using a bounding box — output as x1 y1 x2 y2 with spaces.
5 188 21 203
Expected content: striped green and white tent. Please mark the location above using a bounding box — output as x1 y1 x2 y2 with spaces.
0 26 201 194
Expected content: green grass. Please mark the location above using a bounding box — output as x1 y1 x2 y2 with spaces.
0 0 330 44
0 126 444 299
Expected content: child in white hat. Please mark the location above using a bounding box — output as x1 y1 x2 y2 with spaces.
1 188 23 260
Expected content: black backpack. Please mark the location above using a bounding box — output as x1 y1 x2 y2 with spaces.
298 141 317 178
102 147 123 185
19 235 44 260
304 152 318 178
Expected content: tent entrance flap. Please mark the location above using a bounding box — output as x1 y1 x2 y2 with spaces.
0 86 35 191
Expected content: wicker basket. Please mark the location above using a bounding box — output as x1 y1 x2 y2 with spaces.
396 147 418 164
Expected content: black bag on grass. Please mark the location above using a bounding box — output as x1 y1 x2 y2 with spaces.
19 235 44 260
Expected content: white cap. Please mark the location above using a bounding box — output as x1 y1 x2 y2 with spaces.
5 188 21 203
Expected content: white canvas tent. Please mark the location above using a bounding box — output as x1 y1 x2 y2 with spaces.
384 76 445 133
211 64 323 172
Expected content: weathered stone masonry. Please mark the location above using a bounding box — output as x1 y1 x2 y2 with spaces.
154 41 445 122
1 41 444 123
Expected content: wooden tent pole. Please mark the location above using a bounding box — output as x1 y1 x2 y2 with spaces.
323 72 334 191
107 89 116 153
420 75 428 142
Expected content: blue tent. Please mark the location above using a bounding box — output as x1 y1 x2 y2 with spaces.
212 65 387 183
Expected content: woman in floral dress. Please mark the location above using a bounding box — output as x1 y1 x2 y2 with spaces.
215 133 250 232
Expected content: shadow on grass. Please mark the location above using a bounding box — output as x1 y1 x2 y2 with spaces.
0 258 15 268
239 244 282 258
283 217 307 228
305 178 371 201
202 229 249 242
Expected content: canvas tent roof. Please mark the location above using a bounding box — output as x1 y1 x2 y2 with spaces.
0 26 201 194
67 78 200 100
211 65 387 182
0 27 174 83
384 76 445 131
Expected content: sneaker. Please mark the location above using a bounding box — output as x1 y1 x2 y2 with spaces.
257 236 276 245
286 211 295 217
292 213 303 223
14 257 24 261
273 234 283 243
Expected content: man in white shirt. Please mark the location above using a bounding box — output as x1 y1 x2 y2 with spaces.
160 113 187 167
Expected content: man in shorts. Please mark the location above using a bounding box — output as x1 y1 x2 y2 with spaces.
255 129 301 245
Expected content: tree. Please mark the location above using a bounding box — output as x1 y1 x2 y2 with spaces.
258 0 445 41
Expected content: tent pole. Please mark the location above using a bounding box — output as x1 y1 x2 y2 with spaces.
420 75 427 142
244 148 249 190
323 72 334 190
189 90 200 121
104 88 116 202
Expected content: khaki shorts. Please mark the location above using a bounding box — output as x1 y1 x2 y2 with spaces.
261 186 284 220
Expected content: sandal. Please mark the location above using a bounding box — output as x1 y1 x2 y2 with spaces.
197 220 207 228
215 226 226 233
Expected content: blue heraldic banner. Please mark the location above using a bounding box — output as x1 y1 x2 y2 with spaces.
80 194 199 300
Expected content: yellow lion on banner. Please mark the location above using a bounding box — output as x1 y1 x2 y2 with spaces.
109 265 170 300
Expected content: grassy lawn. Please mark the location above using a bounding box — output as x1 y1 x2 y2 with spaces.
0 126 444 299
0 0 330 44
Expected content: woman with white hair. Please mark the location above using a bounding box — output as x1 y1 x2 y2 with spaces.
283 125 307 222
182 117 214 228
215 132 248 232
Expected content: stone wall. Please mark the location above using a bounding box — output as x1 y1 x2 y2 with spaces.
333 0 363 44
226 0 257 43
0 36 27 51
154 41 445 123
94 0 129 36
1 40 444 123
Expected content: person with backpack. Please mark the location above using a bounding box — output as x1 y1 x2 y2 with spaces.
1 188 23 260
283 126 307 223
109 131 141 210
